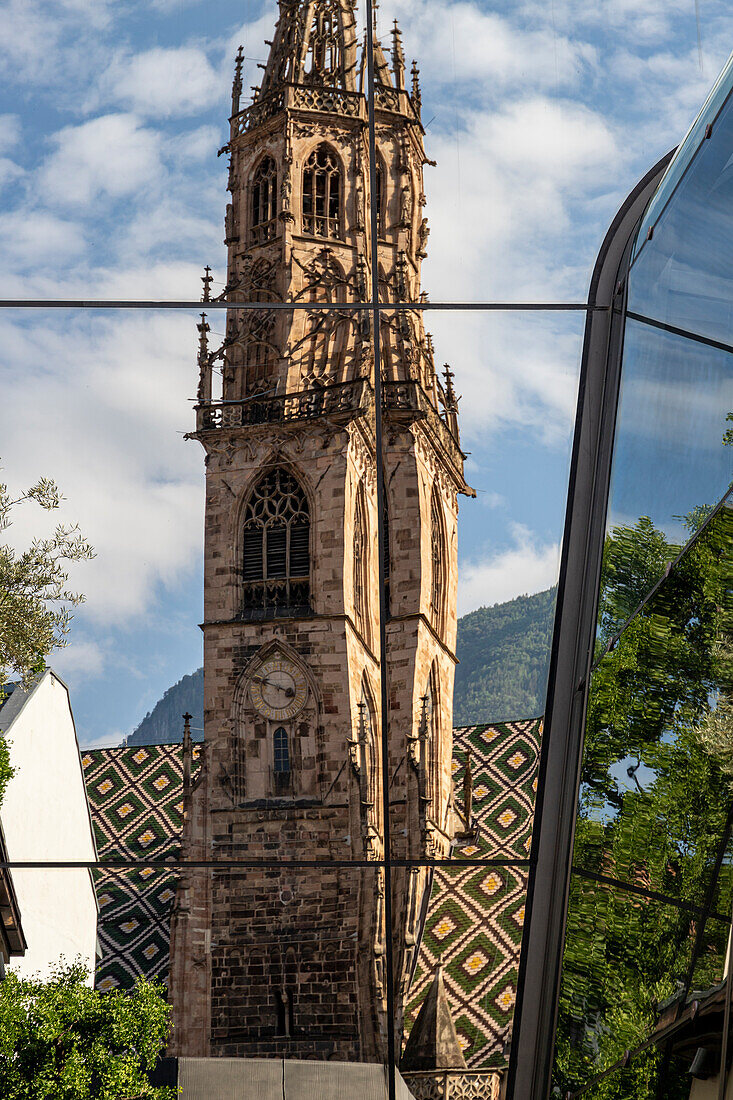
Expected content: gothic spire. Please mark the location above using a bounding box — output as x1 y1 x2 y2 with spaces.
258 0 359 97
401 966 468 1071
231 45 244 114
391 19 405 90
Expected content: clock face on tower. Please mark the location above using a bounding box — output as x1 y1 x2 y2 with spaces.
249 656 308 721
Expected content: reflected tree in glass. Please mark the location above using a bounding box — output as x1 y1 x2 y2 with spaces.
553 505 733 1097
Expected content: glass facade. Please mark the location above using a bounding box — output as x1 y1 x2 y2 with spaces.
514 43 733 1100
4 6 733 1100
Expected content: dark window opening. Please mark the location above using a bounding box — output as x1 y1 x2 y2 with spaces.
252 156 277 244
273 726 291 794
242 467 311 617
430 491 445 632
303 144 341 239
376 163 384 237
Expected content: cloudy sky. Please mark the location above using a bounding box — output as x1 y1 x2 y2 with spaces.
0 0 730 747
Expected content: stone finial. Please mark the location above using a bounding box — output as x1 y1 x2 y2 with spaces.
442 364 458 410
232 45 244 114
411 59 422 118
182 712 193 793
401 966 468 1071
201 265 213 303
391 19 405 90
196 313 211 405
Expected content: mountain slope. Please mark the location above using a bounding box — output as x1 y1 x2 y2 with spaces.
126 668 204 746
125 588 557 744
453 587 556 726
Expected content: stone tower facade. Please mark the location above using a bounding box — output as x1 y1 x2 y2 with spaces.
168 0 472 1064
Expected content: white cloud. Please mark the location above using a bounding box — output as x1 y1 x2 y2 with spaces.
381 0 597 94
0 209 86 265
38 114 164 207
0 114 20 153
0 311 204 622
458 524 560 615
422 96 621 303
50 639 106 682
99 47 227 119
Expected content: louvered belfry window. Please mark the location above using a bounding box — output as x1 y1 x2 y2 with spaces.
242 468 310 617
302 144 341 239
251 156 277 244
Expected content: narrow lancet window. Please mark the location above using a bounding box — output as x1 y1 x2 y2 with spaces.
273 727 291 792
430 489 445 633
353 483 367 636
242 468 310 616
252 156 277 244
302 144 341 239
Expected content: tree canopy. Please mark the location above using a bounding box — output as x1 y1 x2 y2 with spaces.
0 468 93 690
0 962 174 1100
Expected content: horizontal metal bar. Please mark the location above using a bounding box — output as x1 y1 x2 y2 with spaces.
627 309 733 355
573 866 731 923
0 858 531 870
0 299 607 312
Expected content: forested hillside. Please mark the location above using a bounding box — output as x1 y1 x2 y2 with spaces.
125 587 557 744
453 587 556 726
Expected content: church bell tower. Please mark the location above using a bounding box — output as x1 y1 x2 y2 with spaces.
169 0 472 1064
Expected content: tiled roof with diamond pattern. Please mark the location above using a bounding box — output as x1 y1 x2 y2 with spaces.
82 721 540 1068
81 743 201 993
404 719 541 1070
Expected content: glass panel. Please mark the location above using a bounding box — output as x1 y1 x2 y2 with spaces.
0 0 381 303
377 304 576 1094
601 316 733 614
578 506 733 906
629 76 733 347
634 50 733 266
2 863 388 1072
553 877 708 1095
552 505 733 1093
402 861 516 1095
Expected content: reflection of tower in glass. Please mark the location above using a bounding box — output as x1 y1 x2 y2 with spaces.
168 0 472 1064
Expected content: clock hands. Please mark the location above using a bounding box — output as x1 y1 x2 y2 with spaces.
252 674 296 698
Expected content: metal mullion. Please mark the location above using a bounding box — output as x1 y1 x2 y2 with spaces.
0 299 608 310
365 2 396 1095
0 858 531 870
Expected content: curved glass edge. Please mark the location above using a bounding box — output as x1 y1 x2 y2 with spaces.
632 48 733 263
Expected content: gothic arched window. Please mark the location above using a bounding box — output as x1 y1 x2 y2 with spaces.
273 727 291 792
430 488 446 634
382 487 391 617
242 468 310 616
302 144 341 240
425 666 440 810
251 156 278 244
353 482 368 638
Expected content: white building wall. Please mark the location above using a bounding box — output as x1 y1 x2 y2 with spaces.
0 670 98 983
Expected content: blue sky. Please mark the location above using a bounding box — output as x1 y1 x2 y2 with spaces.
0 0 731 747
